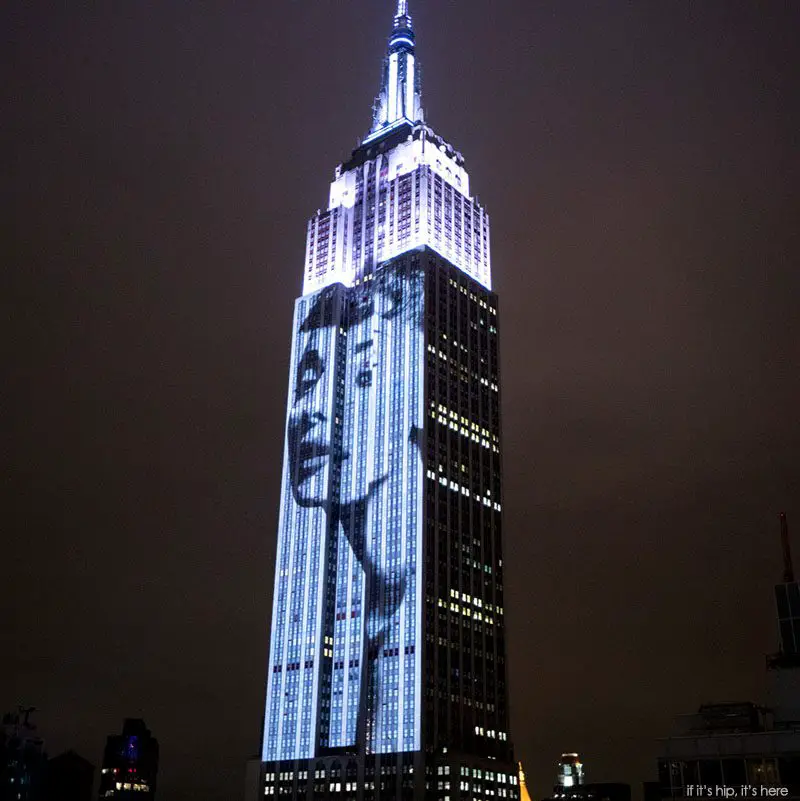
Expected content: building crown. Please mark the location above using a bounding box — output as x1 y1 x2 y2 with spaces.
365 0 424 144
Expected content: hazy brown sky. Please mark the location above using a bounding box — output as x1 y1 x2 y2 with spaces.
5 1 799 799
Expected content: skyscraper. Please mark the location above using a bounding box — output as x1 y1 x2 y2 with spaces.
254 3 518 798
0 708 46 801
98 719 158 800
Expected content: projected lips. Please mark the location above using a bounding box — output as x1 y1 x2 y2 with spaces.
296 438 330 483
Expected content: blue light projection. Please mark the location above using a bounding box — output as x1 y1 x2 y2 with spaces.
263 259 426 759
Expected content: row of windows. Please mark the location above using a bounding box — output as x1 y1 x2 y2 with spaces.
305 166 492 291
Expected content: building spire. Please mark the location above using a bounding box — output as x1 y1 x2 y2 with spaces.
519 762 533 801
365 0 423 143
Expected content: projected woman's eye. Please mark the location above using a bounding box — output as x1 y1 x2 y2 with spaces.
353 338 374 390
294 349 323 403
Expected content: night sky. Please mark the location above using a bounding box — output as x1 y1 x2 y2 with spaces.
5 1 799 799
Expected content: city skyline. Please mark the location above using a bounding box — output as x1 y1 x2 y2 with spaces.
4 1 799 800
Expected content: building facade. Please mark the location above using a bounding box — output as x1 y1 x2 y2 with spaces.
655 702 800 798
654 515 800 799
542 753 630 801
254 2 518 799
98 719 158 800
556 754 585 791
0 708 46 801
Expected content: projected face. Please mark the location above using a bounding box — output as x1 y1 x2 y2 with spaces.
287 288 341 508
268 264 427 759
355 266 425 753
338 270 424 512
289 341 329 505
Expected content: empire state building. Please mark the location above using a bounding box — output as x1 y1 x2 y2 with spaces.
251 3 519 799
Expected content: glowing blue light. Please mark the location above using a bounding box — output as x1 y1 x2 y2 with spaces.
362 118 410 145
388 53 399 122
406 55 415 122
263 265 425 757
390 36 414 49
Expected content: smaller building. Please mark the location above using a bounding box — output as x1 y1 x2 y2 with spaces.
45 751 94 801
541 753 630 801
98 719 158 800
654 515 800 799
655 701 800 797
0 707 47 801
557 754 585 790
